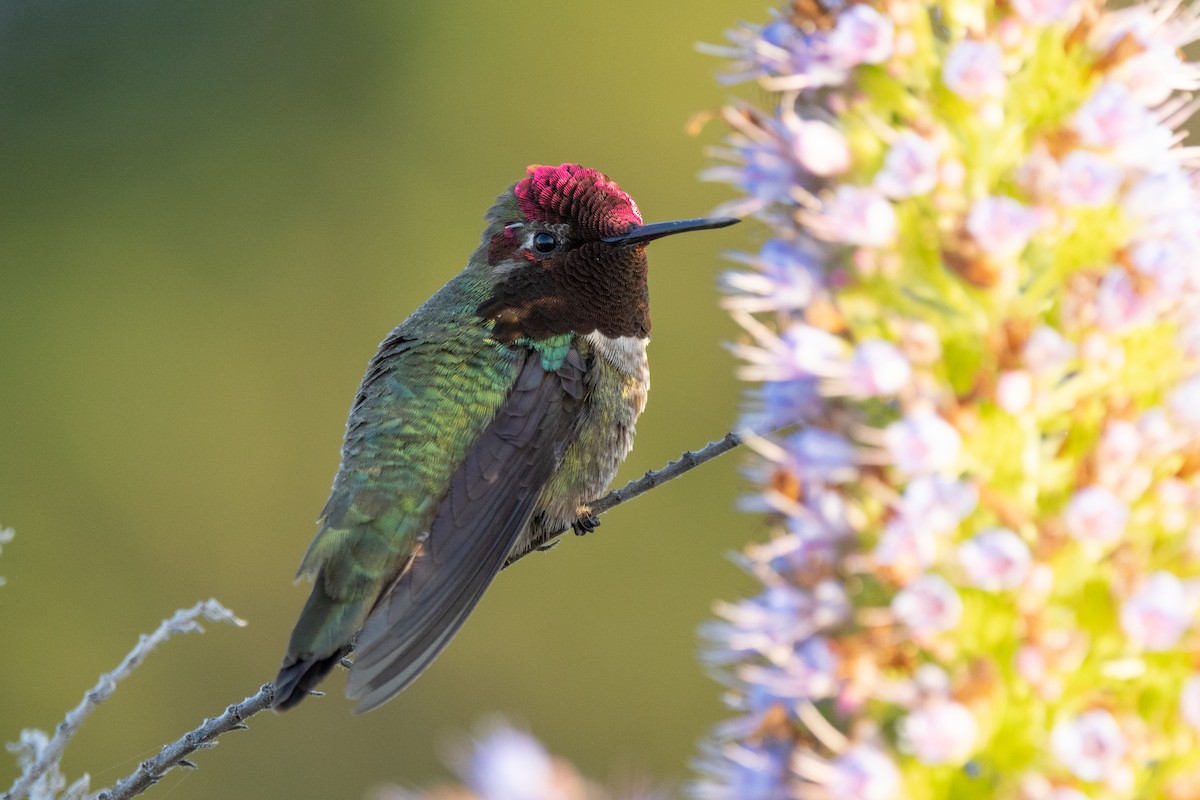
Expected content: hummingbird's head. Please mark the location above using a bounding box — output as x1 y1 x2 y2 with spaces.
475 163 737 343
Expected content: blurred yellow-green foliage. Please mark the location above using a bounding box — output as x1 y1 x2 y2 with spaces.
0 2 766 798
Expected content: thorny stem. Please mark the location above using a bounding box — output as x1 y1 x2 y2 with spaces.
15 432 744 800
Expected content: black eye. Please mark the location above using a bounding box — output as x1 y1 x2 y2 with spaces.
532 232 557 254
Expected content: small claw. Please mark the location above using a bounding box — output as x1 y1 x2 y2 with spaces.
572 514 601 536
339 657 353 669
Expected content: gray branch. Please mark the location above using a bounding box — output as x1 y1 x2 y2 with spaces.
93 685 275 800
3 600 245 800
13 431 745 800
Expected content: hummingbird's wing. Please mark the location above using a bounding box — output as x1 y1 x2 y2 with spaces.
344 345 587 712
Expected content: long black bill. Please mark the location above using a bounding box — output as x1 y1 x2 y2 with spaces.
601 216 739 245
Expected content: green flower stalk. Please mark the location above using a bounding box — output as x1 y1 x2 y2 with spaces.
696 0 1200 798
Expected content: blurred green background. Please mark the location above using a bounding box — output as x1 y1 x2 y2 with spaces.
0 2 768 798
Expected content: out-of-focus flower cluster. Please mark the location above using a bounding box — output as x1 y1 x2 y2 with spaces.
372 720 666 800
697 1 1200 798
0 526 12 587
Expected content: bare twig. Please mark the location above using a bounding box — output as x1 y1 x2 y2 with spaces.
93 684 275 800
2 600 246 800
9 432 746 800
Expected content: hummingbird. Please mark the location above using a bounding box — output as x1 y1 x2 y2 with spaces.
272 163 737 713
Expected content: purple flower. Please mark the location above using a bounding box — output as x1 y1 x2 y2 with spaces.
462 724 558 800
899 699 978 765
874 132 941 198
787 116 851 177
1023 325 1077 375
958 527 1032 591
787 428 859 483
1167 374 1200 430
1010 0 1081 25
1093 419 1144 489
942 40 1006 102
1050 709 1126 782
707 582 845 663
1090 6 1200 104
1111 43 1195 106
841 339 912 397
892 574 963 635
730 320 845 383
721 240 821 313
967 196 1039 260
827 5 895 67
1072 82 1148 149
1094 269 1151 332
737 635 839 700
810 185 897 247
1055 151 1123 208
1120 570 1193 651
874 517 938 578
693 740 793 800
1062 485 1129 549
883 410 962 476
1072 82 1172 168
780 324 850 378
899 476 978 535
996 370 1034 414
755 378 824 429
1122 171 1198 236
824 746 902 800
1128 237 1191 299
1181 674 1200 730
706 126 805 211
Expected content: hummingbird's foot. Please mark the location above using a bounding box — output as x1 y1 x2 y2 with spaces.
572 512 601 536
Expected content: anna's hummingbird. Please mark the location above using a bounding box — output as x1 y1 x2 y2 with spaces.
273 163 737 713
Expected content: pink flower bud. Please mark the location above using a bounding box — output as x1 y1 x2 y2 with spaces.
826 746 902 800
958 527 1032 591
827 5 895 66
1120 571 1192 651
892 574 962 634
996 370 1033 414
943 40 1007 102
1062 486 1128 548
1182 674 1200 730
900 699 978 764
883 410 962 476
846 339 911 397
788 117 851 177
1055 151 1122 208
967 196 1038 260
875 133 940 198
815 185 898 247
1050 709 1126 782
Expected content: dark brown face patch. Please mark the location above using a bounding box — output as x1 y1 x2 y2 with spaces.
486 227 533 266
477 242 650 342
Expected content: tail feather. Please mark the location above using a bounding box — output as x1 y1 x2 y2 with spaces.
272 566 372 711
272 647 350 710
